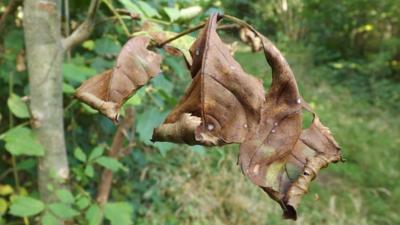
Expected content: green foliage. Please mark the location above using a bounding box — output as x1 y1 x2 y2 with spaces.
42 212 59 225
9 196 44 217
95 156 126 172
1 127 44 156
48 202 80 219
7 94 29 119
56 189 75 204
104 202 133 225
85 204 102 225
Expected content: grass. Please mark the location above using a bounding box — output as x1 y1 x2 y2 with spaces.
124 45 400 225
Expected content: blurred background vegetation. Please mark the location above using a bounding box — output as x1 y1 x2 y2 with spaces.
0 0 399 224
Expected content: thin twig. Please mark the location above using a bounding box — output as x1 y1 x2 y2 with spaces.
96 107 135 206
61 0 101 50
157 23 205 47
102 0 130 37
156 20 237 47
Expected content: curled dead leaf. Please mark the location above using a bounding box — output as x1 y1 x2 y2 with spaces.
75 35 162 122
152 13 265 146
237 24 342 220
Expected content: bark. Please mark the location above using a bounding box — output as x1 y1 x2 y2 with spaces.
23 0 99 224
23 0 68 223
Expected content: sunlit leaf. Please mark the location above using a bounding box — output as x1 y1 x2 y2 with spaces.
82 40 95 50
0 185 14 196
0 198 7 215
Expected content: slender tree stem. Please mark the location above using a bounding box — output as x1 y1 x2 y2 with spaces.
8 72 20 193
96 107 135 206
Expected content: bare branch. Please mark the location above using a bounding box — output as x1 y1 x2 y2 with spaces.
61 0 101 51
96 107 135 206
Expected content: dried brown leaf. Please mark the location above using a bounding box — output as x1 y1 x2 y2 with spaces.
75 35 162 122
152 13 265 146
238 27 342 220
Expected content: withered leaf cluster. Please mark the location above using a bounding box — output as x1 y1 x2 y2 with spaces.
75 13 342 220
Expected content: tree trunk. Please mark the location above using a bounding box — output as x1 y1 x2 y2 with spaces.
23 0 69 223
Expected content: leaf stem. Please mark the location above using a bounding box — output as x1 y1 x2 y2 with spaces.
157 23 205 47
64 99 78 112
156 14 244 48
8 71 27 225
102 0 130 36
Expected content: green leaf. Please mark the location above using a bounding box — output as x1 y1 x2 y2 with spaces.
151 75 174 96
0 198 7 215
63 63 97 83
136 1 160 18
48 203 79 219
0 185 14 196
125 88 145 107
81 103 99 114
75 196 90 210
89 146 105 161
163 32 196 63
74 147 87 162
90 57 114 72
84 165 94 178
1 127 44 156
42 212 58 225
118 0 143 16
9 196 44 217
94 37 121 56
56 189 75 204
104 202 133 225
86 204 103 225
136 107 168 144
95 157 125 172
16 159 36 171
7 94 29 118
163 7 180 22
125 94 141 106
82 40 95 50
63 83 75 94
